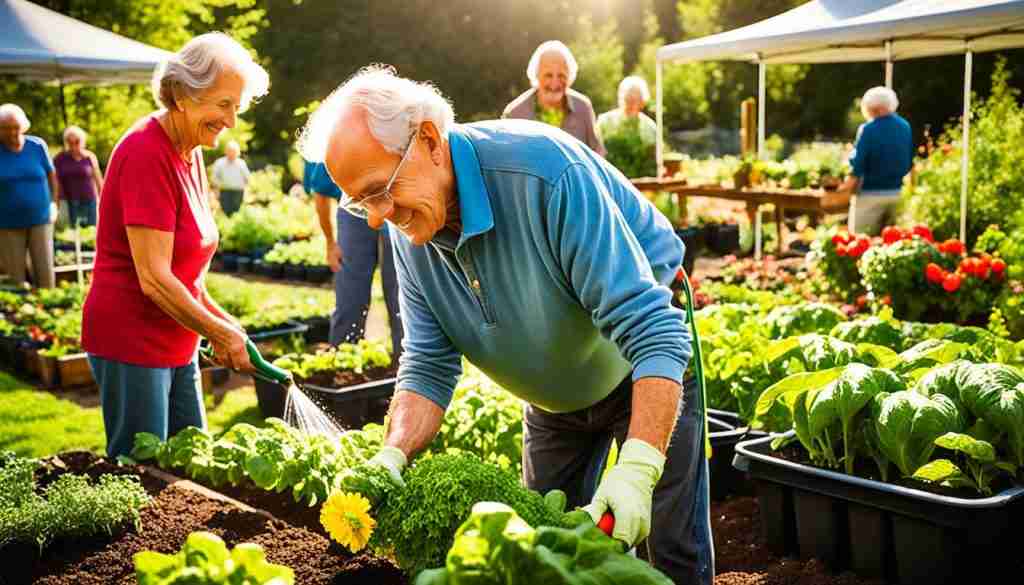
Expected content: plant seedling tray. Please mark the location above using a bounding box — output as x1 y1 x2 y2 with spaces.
733 432 1024 585
302 316 331 344
57 352 94 387
254 376 395 430
247 319 310 342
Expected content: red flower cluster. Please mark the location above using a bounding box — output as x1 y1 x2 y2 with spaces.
832 231 871 258
925 252 1006 293
881 224 933 245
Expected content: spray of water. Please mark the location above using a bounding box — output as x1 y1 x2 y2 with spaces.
282 382 345 439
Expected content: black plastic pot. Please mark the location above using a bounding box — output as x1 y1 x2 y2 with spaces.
707 416 766 502
305 265 333 284
236 256 252 273
220 253 239 272
0 336 21 371
253 376 395 430
248 319 310 343
706 223 740 255
259 261 284 279
734 432 1024 584
303 316 331 344
673 227 702 275
283 264 306 281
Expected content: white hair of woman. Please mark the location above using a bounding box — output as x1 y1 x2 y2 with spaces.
151 32 269 113
225 140 241 154
0 103 30 131
526 41 579 87
297 64 455 162
617 76 651 110
63 125 87 147
860 86 899 121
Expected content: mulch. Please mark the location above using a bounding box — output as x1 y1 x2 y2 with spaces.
5 450 890 585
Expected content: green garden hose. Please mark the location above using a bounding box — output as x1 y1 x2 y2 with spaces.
678 269 712 458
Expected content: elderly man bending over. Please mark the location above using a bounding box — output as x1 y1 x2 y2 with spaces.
298 66 712 585
839 86 913 235
503 40 605 157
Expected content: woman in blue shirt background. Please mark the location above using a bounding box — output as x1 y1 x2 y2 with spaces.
0 103 58 289
839 87 914 235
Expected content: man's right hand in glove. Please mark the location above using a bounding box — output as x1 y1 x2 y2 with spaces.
367 445 407 488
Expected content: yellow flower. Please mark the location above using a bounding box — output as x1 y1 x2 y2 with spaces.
320 492 376 552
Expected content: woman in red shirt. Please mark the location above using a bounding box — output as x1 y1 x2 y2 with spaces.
82 32 269 457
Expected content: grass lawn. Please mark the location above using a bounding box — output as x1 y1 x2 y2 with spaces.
0 371 263 458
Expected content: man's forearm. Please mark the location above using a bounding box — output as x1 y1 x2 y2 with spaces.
627 376 683 453
384 390 445 458
314 194 336 243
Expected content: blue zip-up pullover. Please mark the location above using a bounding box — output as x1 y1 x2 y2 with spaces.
391 120 690 413
850 113 913 193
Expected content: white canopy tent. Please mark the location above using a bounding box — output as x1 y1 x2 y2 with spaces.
0 0 172 124
656 0 1024 251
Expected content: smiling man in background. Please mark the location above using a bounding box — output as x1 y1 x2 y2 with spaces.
298 65 711 585
503 40 605 157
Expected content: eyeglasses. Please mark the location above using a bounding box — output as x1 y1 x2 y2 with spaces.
340 134 415 219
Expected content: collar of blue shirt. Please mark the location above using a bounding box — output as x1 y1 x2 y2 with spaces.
445 125 496 248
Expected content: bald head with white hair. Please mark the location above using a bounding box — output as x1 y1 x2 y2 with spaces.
297 66 458 246
0 103 30 152
860 86 899 121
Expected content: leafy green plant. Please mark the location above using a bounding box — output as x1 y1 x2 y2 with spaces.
602 122 656 179
913 432 1017 496
860 238 943 321
272 339 392 380
134 531 294 585
414 502 673 585
765 302 847 339
872 390 964 479
0 452 150 551
807 226 866 302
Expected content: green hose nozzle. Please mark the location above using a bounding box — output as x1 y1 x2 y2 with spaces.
245 339 293 385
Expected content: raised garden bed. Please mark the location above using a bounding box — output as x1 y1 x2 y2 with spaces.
734 432 1024 584
3 450 406 585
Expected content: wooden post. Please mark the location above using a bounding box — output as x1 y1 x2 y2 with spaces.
740 98 757 157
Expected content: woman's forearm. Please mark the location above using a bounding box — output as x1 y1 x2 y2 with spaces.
140 267 236 344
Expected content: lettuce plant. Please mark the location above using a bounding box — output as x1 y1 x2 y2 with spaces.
135 531 294 585
912 432 1018 495
956 363 1024 468
872 390 964 479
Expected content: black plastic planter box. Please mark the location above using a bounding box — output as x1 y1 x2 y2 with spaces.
303 316 331 344
706 415 765 502
258 261 284 279
305 265 333 284
706 223 740 255
283 264 306 281
253 376 395 430
674 227 703 275
236 256 253 273
733 432 1024 585
247 319 310 343
220 253 239 272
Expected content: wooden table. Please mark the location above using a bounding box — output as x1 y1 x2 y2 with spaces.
631 178 851 255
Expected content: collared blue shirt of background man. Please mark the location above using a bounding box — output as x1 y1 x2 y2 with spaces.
304 160 403 354
0 134 53 229
850 112 913 193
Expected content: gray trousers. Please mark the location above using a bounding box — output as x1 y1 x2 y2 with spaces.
523 375 714 585
0 222 54 288
330 208 403 356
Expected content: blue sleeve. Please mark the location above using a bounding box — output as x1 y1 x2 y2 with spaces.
850 123 870 178
32 138 54 174
390 234 464 409
546 162 691 384
303 162 342 198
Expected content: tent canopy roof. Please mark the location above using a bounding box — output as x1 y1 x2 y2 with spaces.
0 0 172 84
658 0 1024 65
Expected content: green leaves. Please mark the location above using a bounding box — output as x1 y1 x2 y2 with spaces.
134 531 294 585
414 502 673 585
956 364 1024 467
874 391 963 478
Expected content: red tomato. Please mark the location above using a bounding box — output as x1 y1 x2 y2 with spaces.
925 263 945 284
832 231 852 246
835 243 848 257
992 259 1007 275
881 226 903 245
943 273 962 292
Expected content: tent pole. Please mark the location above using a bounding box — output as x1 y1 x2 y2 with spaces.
885 41 893 88
960 49 972 243
58 80 68 129
656 59 664 179
755 60 766 260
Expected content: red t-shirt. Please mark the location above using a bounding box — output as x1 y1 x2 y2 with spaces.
82 116 219 367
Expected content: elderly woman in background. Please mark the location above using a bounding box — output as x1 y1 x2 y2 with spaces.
503 40 605 156
0 103 58 288
839 86 913 235
597 75 658 145
82 33 269 458
54 125 104 227
210 139 250 215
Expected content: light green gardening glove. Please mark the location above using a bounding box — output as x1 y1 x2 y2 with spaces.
583 438 665 546
367 446 408 488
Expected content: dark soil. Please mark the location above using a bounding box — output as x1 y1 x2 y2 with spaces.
298 364 397 389
2 451 406 585
9 451 890 585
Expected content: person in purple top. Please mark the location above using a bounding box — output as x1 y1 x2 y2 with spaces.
54 125 104 227
0 103 58 288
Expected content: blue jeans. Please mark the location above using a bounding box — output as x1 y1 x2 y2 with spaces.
331 209 403 356
67 199 97 226
522 375 713 585
87 355 206 458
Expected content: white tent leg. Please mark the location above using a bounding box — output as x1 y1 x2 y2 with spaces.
755 61 766 260
885 40 893 87
656 60 664 179
961 50 972 243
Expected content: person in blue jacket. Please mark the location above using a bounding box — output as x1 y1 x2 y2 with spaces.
297 66 711 585
839 86 914 235
303 159 403 355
